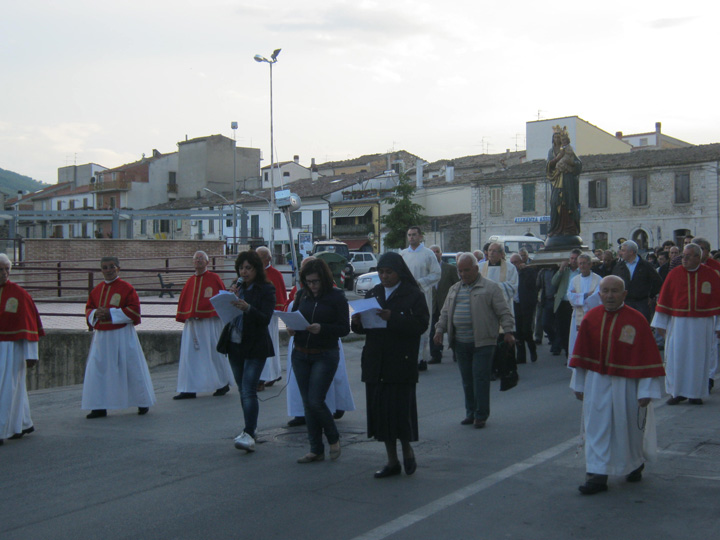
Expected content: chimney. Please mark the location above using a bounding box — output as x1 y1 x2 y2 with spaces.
416 159 424 190
445 161 455 183
293 155 300 164
615 131 623 139
655 122 662 136
17 190 23 200
311 157 319 181
152 149 161 158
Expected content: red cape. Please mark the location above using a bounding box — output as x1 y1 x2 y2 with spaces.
655 264 720 318
266 265 288 310
86 278 141 331
176 271 225 322
704 257 720 273
570 304 665 378
0 280 44 342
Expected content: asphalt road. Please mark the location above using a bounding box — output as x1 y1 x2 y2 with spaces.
2 340 719 540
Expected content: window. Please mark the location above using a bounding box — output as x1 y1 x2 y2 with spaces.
168 171 177 185
69 200 75 209
291 212 302 228
208 218 215 234
592 232 608 250
109 197 116 209
251 215 260 238
632 176 647 206
639 137 648 147
83 197 89 208
264 171 269 182
632 229 648 250
274 213 281 229
522 184 535 212
489 187 502 215
674 173 690 204
57 201 62 210
588 178 607 208
140 220 147 235
283 171 290 177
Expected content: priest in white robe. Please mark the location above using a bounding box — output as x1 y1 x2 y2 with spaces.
479 242 518 322
567 253 602 358
651 243 720 405
570 276 665 495
401 226 440 371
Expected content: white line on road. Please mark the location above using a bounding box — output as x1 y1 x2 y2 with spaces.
351 436 581 540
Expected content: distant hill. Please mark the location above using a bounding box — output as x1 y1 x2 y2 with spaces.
0 168 49 198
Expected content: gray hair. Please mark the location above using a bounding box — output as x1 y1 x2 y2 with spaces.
685 243 702 257
693 237 711 251
0 253 12 269
428 244 441 252
457 252 479 268
578 253 593 264
256 246 270 258
620 240 638 254
193 250 209 261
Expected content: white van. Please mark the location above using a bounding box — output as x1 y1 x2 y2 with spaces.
486 235 545 257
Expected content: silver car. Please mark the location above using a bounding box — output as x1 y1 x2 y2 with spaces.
354 271 380 296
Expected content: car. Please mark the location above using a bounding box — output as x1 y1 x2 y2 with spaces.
354 271 380 296
349 251 378 276
441 252 459 266
312 240 354 289
486 235 545 257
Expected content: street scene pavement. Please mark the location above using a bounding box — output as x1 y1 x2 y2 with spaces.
2 334 720 539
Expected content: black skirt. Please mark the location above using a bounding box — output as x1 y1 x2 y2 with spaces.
365 382 418 442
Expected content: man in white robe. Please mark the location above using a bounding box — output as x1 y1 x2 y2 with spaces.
651 243 720 405
401 226 440 371
570 276 665 495
82 257 156 418
567 253 602 357
479 242 518 321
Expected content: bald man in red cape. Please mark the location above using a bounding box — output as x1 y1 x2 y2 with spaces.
651 243 720 405
570 275 665 495
0 253 43 444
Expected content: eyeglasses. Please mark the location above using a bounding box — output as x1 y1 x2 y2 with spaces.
305 279 321 285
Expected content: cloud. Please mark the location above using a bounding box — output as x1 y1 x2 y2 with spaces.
648 17 698 29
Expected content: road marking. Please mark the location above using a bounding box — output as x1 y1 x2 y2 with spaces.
351 436 580 540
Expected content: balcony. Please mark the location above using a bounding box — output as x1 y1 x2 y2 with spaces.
91 179 131 192
332 223 374 235
167 183 178 193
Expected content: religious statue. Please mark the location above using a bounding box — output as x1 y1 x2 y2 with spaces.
546 126 582 239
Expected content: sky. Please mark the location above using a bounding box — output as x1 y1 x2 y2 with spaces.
1 0 718 184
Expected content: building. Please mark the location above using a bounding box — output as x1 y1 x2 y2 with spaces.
615 122 693 152
526 116 631 161
472 144 720 251
261 155 311 187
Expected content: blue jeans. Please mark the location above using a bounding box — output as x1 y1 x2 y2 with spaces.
292 348 340 454
454 342 495 421
228 343 267 438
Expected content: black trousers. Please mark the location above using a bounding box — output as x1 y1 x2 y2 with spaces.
556 300 573 357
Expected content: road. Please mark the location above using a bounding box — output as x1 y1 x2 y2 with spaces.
2 340 719 539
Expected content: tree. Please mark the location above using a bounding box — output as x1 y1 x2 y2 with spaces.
381 173 426 249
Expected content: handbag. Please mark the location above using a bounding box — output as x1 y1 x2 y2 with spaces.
494 340 519 391
216 322 233 355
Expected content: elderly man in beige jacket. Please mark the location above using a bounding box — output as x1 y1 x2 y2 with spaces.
434 253 515 429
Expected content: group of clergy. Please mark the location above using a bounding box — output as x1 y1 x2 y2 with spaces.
2 243 719 498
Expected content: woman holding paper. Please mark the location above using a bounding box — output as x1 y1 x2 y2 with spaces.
288 258 350 463
350 252 429 478
227 250 276 453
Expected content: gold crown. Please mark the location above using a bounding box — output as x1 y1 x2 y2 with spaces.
552 125 569 137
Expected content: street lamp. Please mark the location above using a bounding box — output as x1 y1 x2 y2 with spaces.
242 190 272 244
231 121 238 253
254 48 281 262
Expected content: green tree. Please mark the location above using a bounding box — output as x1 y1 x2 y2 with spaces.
381 173 426 249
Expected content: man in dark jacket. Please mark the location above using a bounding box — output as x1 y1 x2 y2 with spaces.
510 253 538 363
611 240 662 323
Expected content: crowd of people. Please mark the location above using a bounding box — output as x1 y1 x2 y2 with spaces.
1 229 719 493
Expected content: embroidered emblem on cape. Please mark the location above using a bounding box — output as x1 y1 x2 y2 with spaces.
204 286 213 298
110 293 121 307
619 325 636 345
701 281 712 294
5 297 18 313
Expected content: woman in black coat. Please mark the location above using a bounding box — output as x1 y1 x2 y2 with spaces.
351 252 429 478
228 250 276 453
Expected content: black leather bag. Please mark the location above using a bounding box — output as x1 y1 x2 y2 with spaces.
216 322 233 354
494 340 519 391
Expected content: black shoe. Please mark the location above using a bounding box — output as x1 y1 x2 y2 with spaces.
287 417 306 427
173 392 196 400
138 407 149 415
404 456 417 476
333 410 345 420
709 379 714 393
86 409 107 419
530 351 538 363
460 417 474 425
428 358 441 365
264 377 281 388
213 384 230 397
551 350 561 356
626 464 644 483
8 426 34 440
688 398 704 405
666 396 687 405
417 361 428 372
374 463 402 479
534 339 542 345
578 481 608 495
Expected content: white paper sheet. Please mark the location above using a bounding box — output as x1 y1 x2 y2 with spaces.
349 298 387 328
209 291 244 325
274 310 311 331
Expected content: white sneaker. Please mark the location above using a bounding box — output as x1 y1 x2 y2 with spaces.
234 431 255 452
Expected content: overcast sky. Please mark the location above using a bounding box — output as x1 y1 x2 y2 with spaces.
1 0 717 184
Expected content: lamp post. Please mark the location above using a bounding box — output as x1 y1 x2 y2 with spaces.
231 121 238 253
254 48 281 262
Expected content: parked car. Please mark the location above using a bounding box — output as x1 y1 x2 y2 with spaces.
441 252 459 266
354 271 380 296
311 240 354 289
486 235 545 257
349 252 378 276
